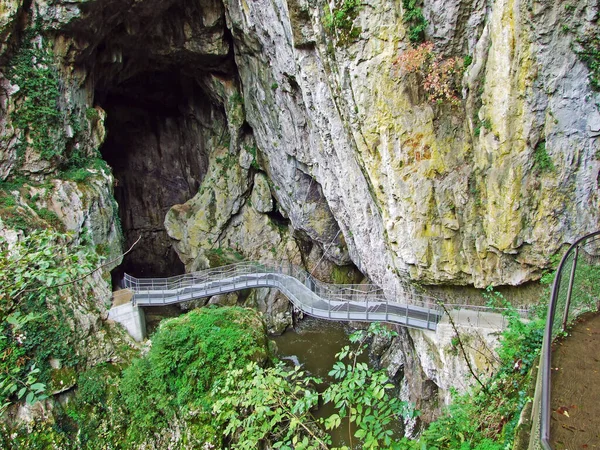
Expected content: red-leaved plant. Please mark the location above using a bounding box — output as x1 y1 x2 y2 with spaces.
395 42 462 105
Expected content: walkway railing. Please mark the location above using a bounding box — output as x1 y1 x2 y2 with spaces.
529 230 600 449
444 303 530 329
122 261 444 331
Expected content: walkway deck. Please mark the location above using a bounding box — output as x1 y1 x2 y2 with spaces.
121 261 523 333
550 312 600 448
122 261 443 331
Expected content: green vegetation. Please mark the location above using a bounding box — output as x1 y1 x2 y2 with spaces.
0 167 113 232
119 307 268 444
555 254 600 331
463 55 473 68
213 362 324 448
229 92 244 106
245 144 260 170
59 157 111 182
85 107 100 121
7 31 112 178
330 264 363 285
323 0 362 43
396 290 545 449
0 307 269 448
534 141 555 173
324 325 415 448
65 363 128 447
402 0 428 44
7 32 64 161
33 207 63 230
214 323 414 449
0 270 549 450
0 203 549 449
474 117 492 137
0 178 41 231
575 33 600 91
0 230 101 413
206 246 245 266
2 310 417 449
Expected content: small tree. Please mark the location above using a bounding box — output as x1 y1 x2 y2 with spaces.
212 323 415 449
323 323 416 449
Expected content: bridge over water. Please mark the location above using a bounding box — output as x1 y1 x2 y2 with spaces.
109 261 517 340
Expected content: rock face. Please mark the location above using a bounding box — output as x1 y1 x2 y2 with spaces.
100 73 217 276
223 0 600 290
378 323 501 429
4 0 597 289
0 0 599 430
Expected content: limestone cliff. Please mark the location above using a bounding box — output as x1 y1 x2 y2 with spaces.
0 0 598 432
223 0 600 290
3 0 598 290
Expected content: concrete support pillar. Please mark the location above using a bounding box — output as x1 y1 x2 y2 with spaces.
108 303 147 341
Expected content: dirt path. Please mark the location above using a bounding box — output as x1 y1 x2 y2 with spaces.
551 312 600 449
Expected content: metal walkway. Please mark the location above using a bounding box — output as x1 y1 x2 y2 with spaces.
123 261 443 331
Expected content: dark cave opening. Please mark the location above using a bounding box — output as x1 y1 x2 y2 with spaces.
266 202 291 229
69 0 238 282
98 70 218 279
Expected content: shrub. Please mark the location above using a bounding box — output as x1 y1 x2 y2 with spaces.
0 230 99 412
402 0 428 43
323 0 362 42
395 42 463 105
119 306 268 441
213 323 414 449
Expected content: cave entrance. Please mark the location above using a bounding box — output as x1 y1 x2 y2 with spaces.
97 71 215 279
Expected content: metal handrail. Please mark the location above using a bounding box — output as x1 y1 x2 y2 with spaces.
122 260 446 330
532 230 600 449
123 261 442 309
120 260 522 332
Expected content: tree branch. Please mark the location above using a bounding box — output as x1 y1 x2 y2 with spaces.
275 397 330 449
438 302 489 394
12 236 141 303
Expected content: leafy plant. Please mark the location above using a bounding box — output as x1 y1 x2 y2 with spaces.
0 230 99 413
64 363 131 448
323 0 362 43
213 322 414 449
402 0 428 44
533 141 554 173
213 362 326 449
323 323 415 449
395 42 463 105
